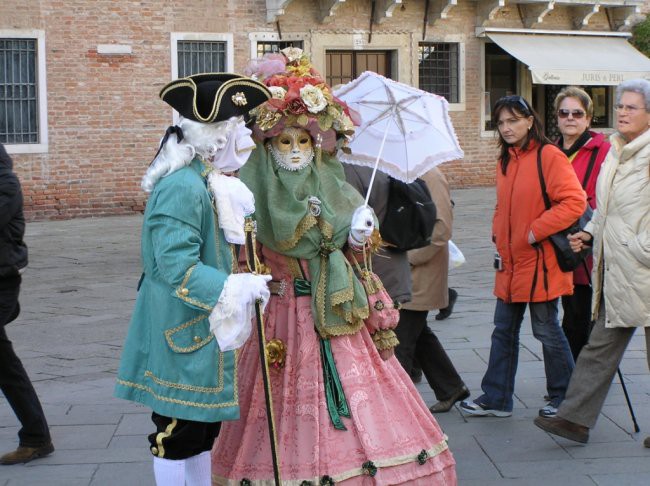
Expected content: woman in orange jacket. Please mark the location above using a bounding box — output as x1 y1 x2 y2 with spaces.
461 95 586 418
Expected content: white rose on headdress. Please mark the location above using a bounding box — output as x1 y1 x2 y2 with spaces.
281 47 303 62
300 85 327 114
269 86 286 100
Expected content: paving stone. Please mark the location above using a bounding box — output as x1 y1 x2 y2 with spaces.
499 456 650 478
591 472 650 486
1 464 96 485
50 424 117 450
114 413 154 436
90 462 154 486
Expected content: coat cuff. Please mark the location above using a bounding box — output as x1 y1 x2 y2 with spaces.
371 329 399 350
173 264 223 312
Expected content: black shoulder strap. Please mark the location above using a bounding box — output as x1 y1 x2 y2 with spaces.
581 146 600 189
536 144 552 210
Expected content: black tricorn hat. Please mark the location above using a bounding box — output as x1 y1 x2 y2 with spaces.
159 73 271 123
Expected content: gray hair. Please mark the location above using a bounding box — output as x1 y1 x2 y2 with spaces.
615 78 650 111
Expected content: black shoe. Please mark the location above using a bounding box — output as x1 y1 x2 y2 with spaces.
436 288 458 320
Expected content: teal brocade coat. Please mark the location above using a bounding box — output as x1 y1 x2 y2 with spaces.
114 159 239 423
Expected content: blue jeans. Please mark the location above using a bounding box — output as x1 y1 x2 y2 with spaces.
476 298 575 412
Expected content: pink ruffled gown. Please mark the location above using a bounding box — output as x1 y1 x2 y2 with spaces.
212 247 457 485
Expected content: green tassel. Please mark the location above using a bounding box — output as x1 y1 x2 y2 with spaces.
320 338 350 430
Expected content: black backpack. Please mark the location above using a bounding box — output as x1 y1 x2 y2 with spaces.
380 177 437 251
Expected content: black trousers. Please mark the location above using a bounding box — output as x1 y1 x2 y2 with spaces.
0 276 51 447
394 309 464 400
561 284 593 360
148 412 221 460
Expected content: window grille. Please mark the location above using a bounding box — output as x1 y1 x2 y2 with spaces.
256 40 303 57
177 41 226 77
418 43 459 103
0 38 38 144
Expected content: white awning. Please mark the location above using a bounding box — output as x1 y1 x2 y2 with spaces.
487 33 650 86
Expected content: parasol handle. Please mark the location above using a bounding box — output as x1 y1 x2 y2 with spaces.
364 116 392 206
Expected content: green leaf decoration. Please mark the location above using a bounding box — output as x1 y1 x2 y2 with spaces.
318 114 333 131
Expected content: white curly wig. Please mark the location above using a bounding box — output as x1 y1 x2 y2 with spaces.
141 116 238 192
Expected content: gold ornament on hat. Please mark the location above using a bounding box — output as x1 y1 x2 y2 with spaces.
232 92 248 106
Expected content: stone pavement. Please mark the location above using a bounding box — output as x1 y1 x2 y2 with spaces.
1 187 649 486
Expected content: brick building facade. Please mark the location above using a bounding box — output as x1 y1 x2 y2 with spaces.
1 0 649 219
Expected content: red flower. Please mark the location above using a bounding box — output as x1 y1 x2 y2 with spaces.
286 99 308 115
266 74 288 87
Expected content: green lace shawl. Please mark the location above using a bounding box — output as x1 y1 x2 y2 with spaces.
240 142 369 338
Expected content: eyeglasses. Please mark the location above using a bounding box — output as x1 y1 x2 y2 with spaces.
614 104 646 114
557 109 586 119
498 95 530 113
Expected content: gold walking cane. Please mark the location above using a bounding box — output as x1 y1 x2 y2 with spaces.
244 215 282 485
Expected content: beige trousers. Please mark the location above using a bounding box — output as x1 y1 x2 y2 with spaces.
557 302 650 429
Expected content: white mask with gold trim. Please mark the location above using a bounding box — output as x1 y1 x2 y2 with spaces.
269 127 314 171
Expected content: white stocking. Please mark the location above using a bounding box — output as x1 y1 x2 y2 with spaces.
153 456 185 486
184 451 212 486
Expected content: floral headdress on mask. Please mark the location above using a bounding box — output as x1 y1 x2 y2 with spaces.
246 47 359 153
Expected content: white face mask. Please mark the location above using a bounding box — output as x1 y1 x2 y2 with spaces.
212 120 255 173
269 127 314 171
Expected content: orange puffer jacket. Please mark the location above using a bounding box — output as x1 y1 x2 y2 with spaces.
492 141 587 303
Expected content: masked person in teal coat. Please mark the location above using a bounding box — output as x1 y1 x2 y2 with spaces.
114 74 272 486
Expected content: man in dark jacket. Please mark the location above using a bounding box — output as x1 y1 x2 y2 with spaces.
0 143 54 465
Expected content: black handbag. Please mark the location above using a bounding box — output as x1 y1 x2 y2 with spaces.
536 144 597 272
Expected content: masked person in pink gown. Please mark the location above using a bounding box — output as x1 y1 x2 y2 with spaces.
211 48 457 486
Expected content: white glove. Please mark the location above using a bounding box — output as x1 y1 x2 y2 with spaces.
208 172 255 245
349 205 375 246
209 273 272 351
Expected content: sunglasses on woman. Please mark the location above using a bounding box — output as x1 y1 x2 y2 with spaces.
557 109 586 119
498 95 530 113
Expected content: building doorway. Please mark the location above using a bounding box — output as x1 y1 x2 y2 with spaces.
325 50 392 88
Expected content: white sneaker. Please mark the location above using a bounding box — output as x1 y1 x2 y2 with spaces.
539 404 558 418
459 400 512 417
